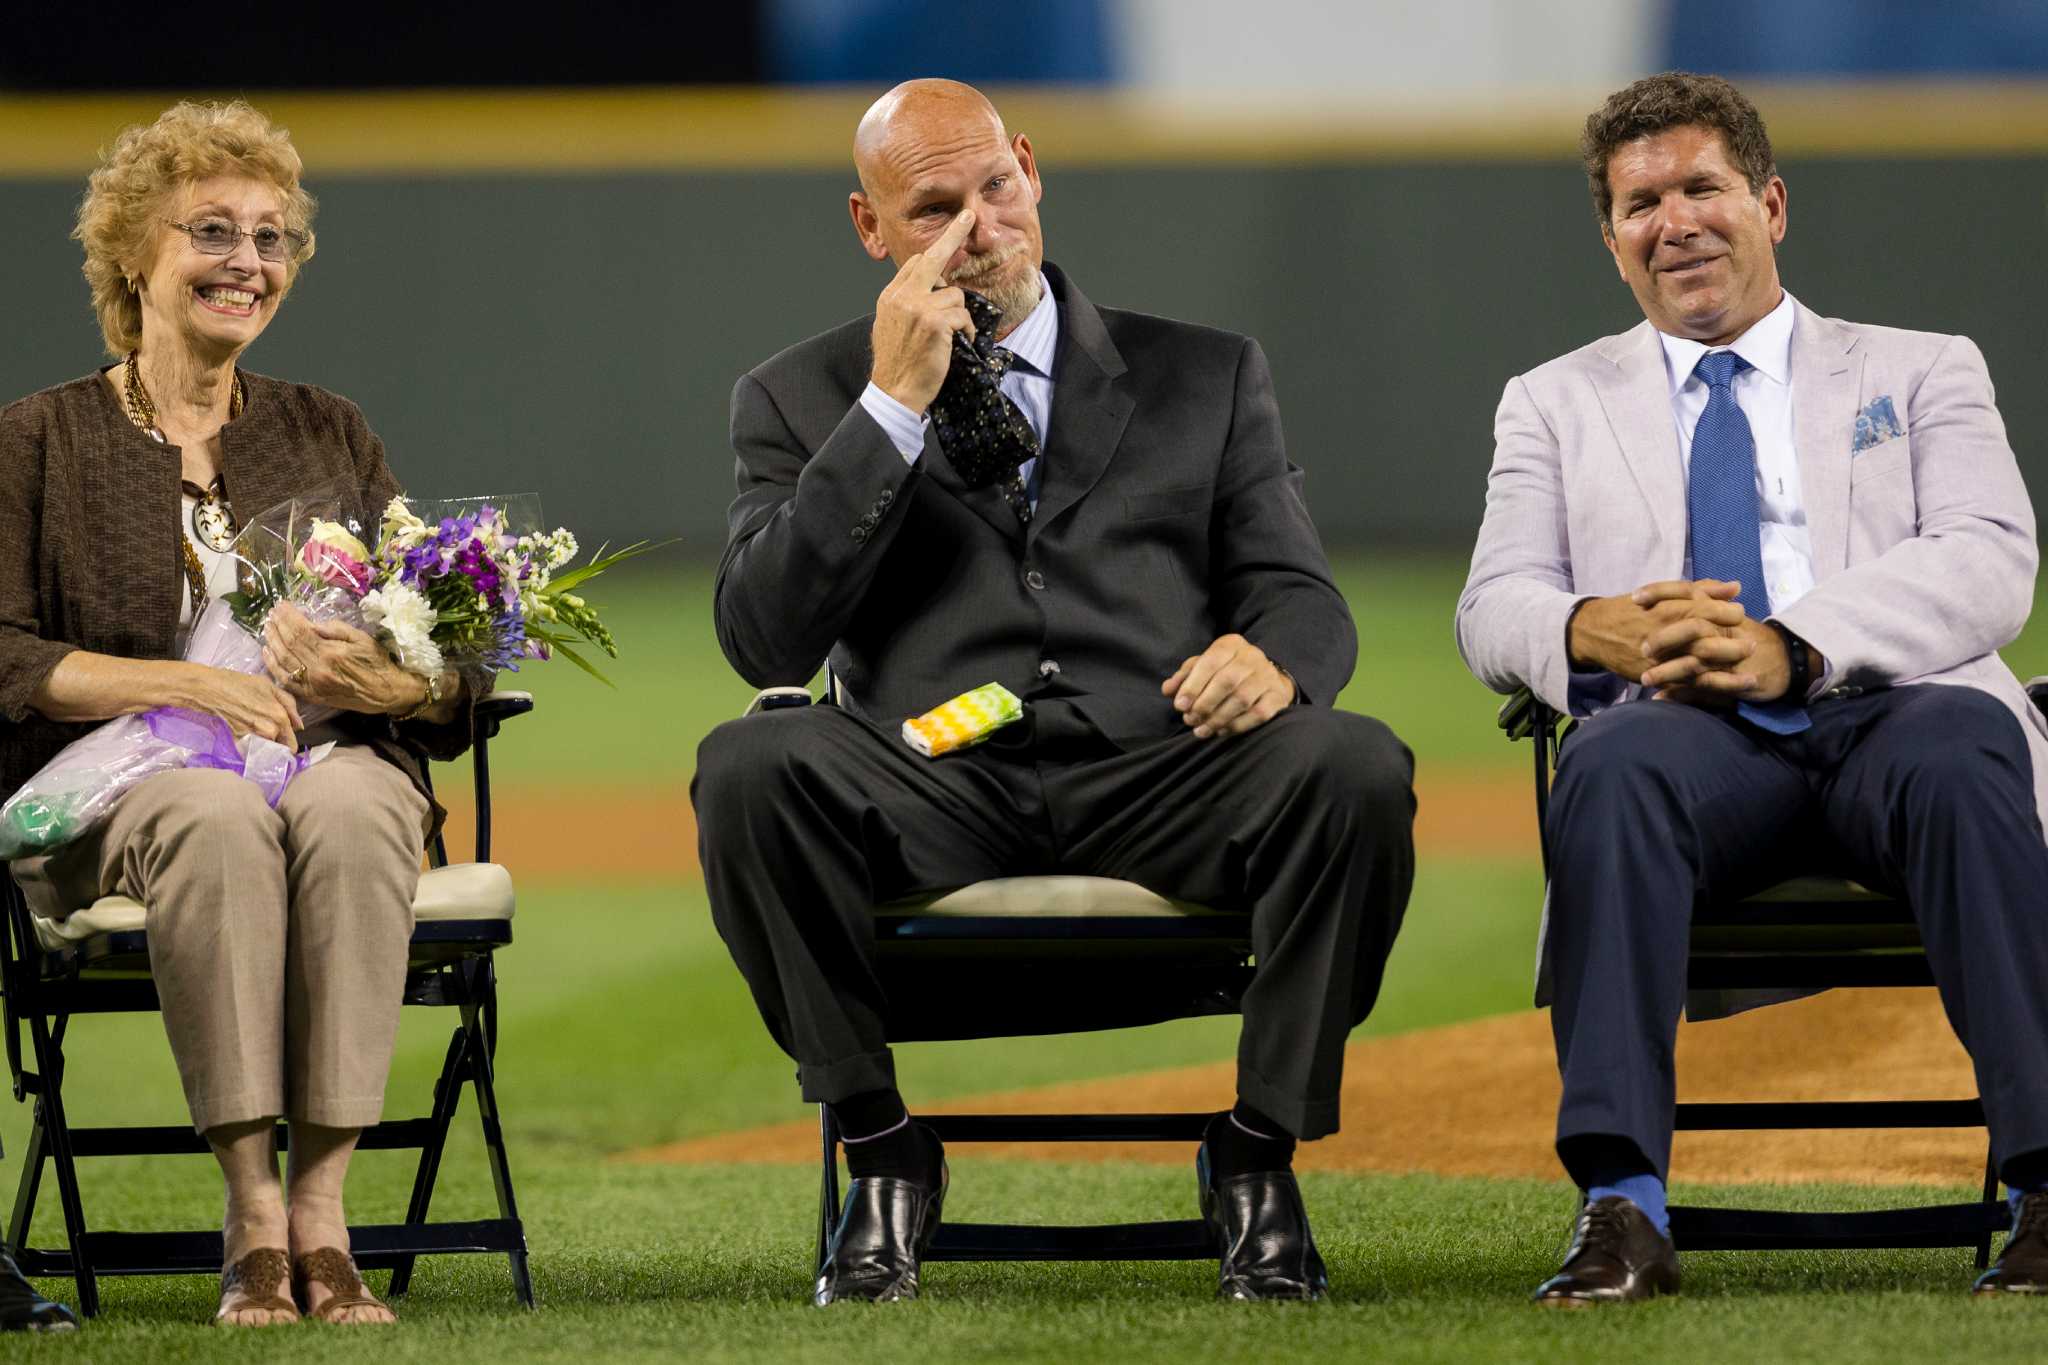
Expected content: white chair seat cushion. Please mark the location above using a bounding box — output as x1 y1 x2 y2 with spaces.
32 861 514 952
1744 876 1889 903
879 875 1229 919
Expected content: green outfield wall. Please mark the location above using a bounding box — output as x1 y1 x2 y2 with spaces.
2 152 2039 553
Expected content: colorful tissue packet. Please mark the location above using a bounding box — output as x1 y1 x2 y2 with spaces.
901 683 1024 757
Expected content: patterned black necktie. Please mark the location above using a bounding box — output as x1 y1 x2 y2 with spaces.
929 290 1037 526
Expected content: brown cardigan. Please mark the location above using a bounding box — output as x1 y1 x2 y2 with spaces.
0 369 476 831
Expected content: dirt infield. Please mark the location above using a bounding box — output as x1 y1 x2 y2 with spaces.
622 989 1989 1187
437 768 1538 880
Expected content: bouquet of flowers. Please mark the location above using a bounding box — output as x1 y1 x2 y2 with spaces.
0 486 652 860
0 488 364 860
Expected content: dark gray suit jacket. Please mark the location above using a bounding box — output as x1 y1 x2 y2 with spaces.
713 264 1354 748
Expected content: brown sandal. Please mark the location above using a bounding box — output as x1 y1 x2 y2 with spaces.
292 1247 394 1324
216 1247 298 1325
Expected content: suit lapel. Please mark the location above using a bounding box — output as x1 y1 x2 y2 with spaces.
1589 322 1687 556
917 427 1025 545
1788 303 1863 578
1030 266 1132 536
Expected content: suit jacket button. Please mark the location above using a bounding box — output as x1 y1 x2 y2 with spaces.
851 526 868 543
878 489 895 506
1023 568 1046 591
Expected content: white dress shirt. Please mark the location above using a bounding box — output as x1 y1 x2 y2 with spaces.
858 271 1058 506
1657 289 1814 616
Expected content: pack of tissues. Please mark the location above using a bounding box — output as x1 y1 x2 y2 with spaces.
901 683 1024 757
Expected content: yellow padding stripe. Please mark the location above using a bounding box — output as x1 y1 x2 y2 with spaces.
4 82 2048 177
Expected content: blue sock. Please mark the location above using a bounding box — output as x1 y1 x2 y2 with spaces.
2009 1183 2047 1224
1587 1173 1671 1240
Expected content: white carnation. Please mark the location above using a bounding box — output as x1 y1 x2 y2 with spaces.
361 582 444 678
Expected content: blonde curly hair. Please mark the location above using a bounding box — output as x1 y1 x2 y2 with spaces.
73 100 318 358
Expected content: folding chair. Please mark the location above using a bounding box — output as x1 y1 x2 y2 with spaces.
741 686 1254 1273
1498 685 2011 1262
0 692 537 1317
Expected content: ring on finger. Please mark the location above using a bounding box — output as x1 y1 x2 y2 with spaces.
289 663 308 687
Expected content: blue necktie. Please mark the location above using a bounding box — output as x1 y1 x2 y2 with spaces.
1687 351 1809 734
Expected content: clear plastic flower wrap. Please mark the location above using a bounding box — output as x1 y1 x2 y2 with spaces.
0 484 370 860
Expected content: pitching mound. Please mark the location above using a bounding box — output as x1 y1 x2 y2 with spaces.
624 988 1989 1186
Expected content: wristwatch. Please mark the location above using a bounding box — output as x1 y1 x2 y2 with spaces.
1766 620 1811 704
397 670 443 724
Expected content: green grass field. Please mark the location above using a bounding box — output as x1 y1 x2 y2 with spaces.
12 556 2048 1361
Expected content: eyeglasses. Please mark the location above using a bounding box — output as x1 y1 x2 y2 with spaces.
165 218 307 263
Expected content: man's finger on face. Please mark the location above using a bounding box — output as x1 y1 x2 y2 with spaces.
915 210 977 278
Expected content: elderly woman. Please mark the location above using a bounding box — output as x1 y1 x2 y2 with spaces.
0 102 472 1326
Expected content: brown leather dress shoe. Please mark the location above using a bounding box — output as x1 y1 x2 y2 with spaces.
1531 1195 1680 1307
1975 1191 2048 1295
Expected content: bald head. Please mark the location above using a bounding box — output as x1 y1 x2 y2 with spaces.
847 78 1047 336
854 79 1007 200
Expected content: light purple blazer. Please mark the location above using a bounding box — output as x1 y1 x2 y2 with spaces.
1456 298 2045 1014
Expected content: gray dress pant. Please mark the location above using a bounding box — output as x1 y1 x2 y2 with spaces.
10 744 427 1133
693 701 1416 1141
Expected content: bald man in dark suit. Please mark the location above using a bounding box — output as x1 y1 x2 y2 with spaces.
694 79 1415 1306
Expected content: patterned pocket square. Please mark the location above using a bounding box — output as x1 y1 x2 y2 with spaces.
1852 395 1905 453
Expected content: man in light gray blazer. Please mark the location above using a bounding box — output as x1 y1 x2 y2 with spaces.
1458 71 2048 1306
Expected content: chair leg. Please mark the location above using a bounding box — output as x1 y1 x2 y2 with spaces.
8 1101 47 1254
1979 1141 2002 1271
385 1026 470 1300
815 1105 841 1278
28 1014 94 1318
463 967 533 1309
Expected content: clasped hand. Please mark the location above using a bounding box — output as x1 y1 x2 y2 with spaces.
262 602 424 716
1162 634 1295 740
1570 579 1793 706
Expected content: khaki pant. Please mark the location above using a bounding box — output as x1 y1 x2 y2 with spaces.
10 744 429 1134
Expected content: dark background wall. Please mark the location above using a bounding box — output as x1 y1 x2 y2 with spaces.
2 155 2039 555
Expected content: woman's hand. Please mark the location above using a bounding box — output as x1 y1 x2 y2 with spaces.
178 666 303 745
262 602 426 716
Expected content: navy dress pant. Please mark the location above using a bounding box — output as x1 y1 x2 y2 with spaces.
693 701 1416 1141
1546 685 2048 1187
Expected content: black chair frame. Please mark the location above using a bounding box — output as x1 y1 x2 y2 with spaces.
750 688 1254 1272
1499 686 2008 1261
0 693 538 1316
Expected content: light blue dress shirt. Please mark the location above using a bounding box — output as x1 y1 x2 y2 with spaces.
858 272 1058 507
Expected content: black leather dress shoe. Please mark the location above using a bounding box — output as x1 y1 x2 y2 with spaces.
1975 1191 2048 1295
813 1161 948 1305
1196 1142 1328 1301
0 1245 74 1332
1531 1195 1679 1307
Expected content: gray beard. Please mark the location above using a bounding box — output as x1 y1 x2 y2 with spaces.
951 259 1040 337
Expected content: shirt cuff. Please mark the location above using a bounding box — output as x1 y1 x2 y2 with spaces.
859 383 930 464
